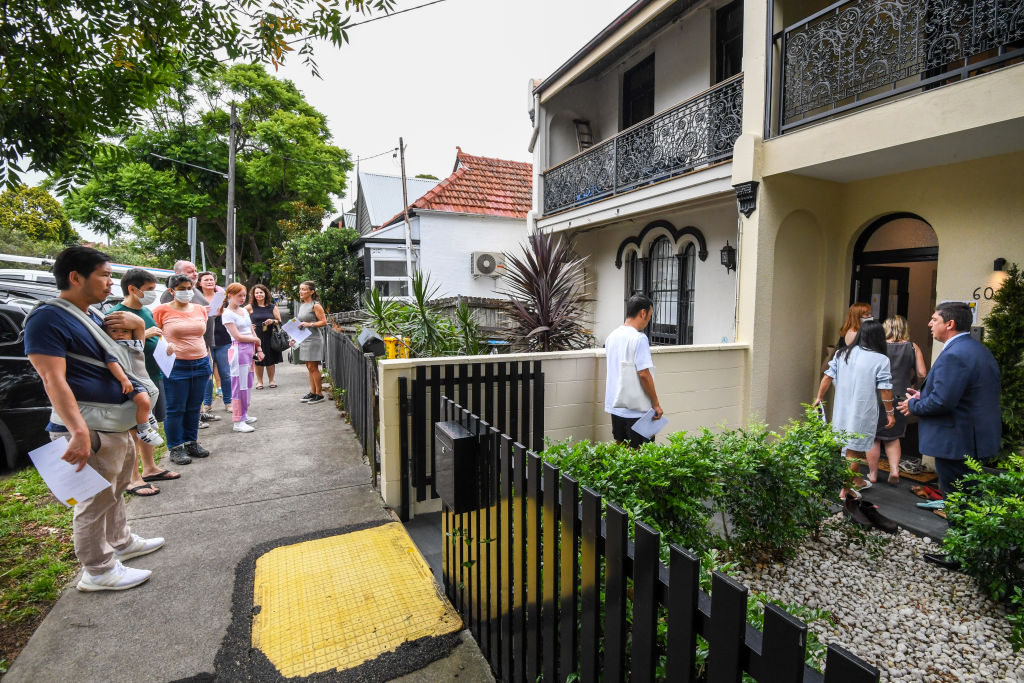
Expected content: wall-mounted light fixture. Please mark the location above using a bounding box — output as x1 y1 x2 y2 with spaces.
721 241 736 272
994 257 1007 272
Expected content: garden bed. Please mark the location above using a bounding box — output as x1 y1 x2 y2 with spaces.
737 516 1023 682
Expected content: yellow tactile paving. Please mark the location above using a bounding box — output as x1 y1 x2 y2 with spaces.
251 522 462 678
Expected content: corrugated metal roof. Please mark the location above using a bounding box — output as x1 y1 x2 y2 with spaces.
357 172 439 228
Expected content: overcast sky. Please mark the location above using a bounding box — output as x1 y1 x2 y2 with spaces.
37 0 633 241
276 0 631 214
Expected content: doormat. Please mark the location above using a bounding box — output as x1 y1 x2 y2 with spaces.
852 458 937 483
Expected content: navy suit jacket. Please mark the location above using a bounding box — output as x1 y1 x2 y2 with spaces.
909 333 1001 461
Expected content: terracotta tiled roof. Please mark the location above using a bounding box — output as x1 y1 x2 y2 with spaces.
381 148 532 227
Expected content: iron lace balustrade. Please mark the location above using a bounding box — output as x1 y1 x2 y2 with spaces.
542 74 743 216
777 0 1024 133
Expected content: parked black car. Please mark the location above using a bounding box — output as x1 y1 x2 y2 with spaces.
0 302 52 469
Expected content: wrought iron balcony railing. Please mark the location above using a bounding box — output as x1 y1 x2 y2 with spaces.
773 0 1024 134
541 74 743 216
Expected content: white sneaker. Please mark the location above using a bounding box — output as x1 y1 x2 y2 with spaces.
147 414 159 430
114 533 165 561
77 560 152 592
137 427 164 447
233 421 255 433
244 416 258 424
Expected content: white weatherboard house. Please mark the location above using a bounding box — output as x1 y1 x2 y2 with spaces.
354 148 532 300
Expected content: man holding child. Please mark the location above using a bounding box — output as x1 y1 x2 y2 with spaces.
25 247 165 592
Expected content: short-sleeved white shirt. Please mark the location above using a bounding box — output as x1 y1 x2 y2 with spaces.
221 307 254 340
604 325 654 418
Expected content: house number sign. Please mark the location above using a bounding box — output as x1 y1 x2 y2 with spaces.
973 287 996 300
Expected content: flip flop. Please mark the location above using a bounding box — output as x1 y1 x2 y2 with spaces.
142 469 181 482
269 384 278 388
126 483 160 497
255 385 264 390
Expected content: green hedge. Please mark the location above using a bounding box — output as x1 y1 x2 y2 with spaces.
541 406 851 564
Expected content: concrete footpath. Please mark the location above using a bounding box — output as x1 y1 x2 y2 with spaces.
5 362 492 682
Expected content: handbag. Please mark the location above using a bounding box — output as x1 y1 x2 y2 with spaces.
269 325 291 353
612 332 652 412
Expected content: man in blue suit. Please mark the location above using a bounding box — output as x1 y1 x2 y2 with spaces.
898 301 1001 569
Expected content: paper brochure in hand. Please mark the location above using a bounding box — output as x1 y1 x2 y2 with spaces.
630 409 669 440
153 336 176 377
206 290 225 315
28 438 111 507
282 318 311 345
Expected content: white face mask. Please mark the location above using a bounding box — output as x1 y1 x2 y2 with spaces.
137 290 158 306
174 289 194 303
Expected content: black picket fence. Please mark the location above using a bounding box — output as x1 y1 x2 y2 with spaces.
438 398 880 683
324 328 379 483
396 360 544 521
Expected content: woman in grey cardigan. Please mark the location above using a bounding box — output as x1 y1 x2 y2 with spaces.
294 280 328 404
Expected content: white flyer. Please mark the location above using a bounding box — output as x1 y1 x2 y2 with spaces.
153 336 176 377
28 437 111 507
630 408 670 440
207 290 225 314
282 318 312 345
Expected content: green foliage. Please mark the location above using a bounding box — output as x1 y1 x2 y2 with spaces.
503 232 592 352
0 186 78 244
359 272 486 357
270 220 362 314
1 0 395 189
985 263 1024 456
542 406 851 564
98 240 164 269
61 64 352 282
943 456 1024 601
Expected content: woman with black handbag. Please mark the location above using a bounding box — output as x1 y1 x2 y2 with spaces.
247 284 283 388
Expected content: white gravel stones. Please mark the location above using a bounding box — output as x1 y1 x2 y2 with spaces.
735 515 1024 682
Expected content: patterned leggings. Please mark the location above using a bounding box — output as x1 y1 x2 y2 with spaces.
229 341 255 422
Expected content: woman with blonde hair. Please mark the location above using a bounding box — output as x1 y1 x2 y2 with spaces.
220 283 264 433
294 280 327 404
865 314 928 485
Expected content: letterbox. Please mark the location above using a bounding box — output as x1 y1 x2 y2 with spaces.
434 420 481 513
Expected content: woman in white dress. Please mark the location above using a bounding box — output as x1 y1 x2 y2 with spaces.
814 320 896 498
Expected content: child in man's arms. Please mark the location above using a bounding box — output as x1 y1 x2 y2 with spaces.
105 325 163 446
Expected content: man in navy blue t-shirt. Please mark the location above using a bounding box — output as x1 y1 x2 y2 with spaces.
26 247 165 592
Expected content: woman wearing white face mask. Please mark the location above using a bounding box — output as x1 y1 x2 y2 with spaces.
111 268 180 494
153 274 212 465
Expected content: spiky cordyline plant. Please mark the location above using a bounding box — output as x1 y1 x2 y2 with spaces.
503 232 592 352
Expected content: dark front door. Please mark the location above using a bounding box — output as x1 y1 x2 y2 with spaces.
855 266 909 321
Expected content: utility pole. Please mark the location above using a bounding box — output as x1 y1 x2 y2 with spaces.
398 137 414 294
225 102 238 284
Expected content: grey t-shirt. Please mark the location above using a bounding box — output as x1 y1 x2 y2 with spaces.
160 286 214 349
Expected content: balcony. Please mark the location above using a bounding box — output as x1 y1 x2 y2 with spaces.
770 0 1024 135
541 75 743 216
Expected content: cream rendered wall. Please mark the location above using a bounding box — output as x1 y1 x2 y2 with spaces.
540 7 714 170
377 344 748 516
571 196 740 344
416 212 528 299
746 151 1024 427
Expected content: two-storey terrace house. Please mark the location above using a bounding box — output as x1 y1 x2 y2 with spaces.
530 0 1024 434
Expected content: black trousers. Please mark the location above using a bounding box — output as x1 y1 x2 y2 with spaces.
611 414 652 449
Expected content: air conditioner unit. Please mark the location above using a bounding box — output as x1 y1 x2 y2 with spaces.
471 252 505 278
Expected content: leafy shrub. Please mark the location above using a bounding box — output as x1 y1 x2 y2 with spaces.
944 456 1024 601
542 406 850 563
984 263 1024 457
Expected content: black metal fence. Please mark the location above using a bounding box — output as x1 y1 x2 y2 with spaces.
770 0 1024 134
396 360 544 521
541 75 743 215
324 328 379 484
438 398 881 683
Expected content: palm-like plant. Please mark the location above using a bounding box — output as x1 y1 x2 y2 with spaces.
503 232 592 352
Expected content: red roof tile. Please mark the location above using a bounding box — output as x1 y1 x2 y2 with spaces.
382 148 532 226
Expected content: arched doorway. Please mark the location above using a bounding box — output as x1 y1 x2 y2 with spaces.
851 213 939 359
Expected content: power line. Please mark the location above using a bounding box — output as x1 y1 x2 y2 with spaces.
286 0 454 45
149 152 228 178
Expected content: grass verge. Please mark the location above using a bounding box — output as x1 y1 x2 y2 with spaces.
0 467 75 674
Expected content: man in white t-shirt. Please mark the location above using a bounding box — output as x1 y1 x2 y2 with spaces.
605 294 663 448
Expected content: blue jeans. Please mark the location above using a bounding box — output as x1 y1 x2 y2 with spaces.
164 356 211 449
204 344 232 408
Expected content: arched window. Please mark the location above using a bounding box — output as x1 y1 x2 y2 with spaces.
622 237 697 345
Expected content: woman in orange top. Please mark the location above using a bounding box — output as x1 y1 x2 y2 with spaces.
153 274 212 466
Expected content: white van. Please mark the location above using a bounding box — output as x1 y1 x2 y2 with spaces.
0 268 57 286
